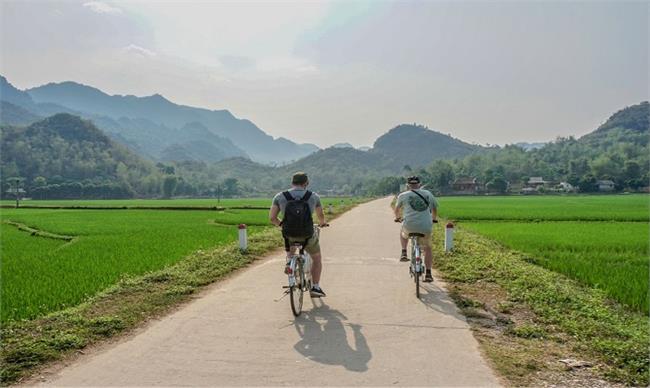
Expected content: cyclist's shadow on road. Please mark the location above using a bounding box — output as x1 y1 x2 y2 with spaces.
293 301 371 372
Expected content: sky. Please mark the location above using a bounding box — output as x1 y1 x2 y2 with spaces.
1 0 647 148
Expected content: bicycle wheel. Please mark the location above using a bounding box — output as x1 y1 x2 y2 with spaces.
415 265 420 298
290 257 304 316
412 241 421 298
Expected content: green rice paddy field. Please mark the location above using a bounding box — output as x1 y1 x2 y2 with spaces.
0 209 267 322
0 197 355 208
2 195 648 323
439 194 650 314
438 194 649 221
1 198 359 322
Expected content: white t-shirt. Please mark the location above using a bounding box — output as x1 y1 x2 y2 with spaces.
396 189 438 233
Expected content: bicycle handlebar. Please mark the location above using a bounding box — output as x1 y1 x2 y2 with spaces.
276 222 329 228
395 218 439 223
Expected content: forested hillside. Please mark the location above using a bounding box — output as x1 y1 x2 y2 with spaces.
0 114 162 198
371 124 481 167
369 102 649 195
1 102 647 199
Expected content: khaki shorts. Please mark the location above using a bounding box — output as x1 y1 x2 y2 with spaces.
286 232 321 255
401 227 432 248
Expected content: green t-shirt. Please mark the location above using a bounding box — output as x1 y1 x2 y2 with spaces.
396 189 438 233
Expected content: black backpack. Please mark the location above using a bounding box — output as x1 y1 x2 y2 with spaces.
281 191 314 239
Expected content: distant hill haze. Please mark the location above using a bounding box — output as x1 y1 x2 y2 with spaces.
0 76 318 164
1 88 647 197
0 76 485 168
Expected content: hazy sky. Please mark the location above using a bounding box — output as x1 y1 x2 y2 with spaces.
1 0 647 147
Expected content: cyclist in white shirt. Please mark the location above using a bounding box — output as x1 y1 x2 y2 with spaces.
394 176 438 282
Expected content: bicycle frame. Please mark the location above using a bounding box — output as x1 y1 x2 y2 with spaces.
409 236 423 275
408 235 424 298
282 225 327 316
286 248 311 288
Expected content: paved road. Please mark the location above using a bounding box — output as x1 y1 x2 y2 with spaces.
41 197 499 386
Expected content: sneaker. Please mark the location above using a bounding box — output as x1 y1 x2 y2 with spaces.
424 272 433 283
400 251 408 262
310 286 326 298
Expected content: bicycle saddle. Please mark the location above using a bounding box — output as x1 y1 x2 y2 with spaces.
408 233 425 237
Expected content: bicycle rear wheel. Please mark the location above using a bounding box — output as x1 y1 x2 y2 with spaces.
290 258 305 316
411 240 421 298
415 263 420 298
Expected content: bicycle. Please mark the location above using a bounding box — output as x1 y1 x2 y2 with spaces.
282 224 328 316
395 219 425 298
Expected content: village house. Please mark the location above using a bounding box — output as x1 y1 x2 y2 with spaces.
557 182 575 192
520 187 537 195
451 177 480 195
527 177 546 188
596 180 615 192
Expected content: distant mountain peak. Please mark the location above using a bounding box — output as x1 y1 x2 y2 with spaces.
372 123 481 168
332 142 354 149
145 93 170 102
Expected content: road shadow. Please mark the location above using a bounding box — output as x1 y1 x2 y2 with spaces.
418 283 464 318
293 301 371 372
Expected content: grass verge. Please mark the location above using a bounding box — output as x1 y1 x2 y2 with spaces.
434 225 649 386
0 202 360 385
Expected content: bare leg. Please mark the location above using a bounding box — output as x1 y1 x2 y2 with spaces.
310 251 322 284
424 246 433 270
400 235 408 250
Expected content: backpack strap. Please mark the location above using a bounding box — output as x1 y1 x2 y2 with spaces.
282 191 294 201
301 190 312 201
410 189 430 208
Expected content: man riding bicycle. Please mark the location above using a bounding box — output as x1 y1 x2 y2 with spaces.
394 176 438 283
269 172 328 297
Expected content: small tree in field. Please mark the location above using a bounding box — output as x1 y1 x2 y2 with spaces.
162 176 177 199
486 177 508 194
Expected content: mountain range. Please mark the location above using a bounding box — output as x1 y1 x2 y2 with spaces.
0 76 318 164
2 74 646 197
0 75 483 169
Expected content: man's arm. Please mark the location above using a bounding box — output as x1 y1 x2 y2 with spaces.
315 205 327 226
394 200 403 220
431 195 438 222
269 204 282 226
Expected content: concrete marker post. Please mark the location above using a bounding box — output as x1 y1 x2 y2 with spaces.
238 224 248 252
445 222 454 252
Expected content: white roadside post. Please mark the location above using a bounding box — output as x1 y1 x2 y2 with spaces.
445 222 455 252
238 224 248 252
328 203 333 214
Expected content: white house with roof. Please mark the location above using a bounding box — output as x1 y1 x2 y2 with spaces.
527 177 546 187
597 180 615 192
